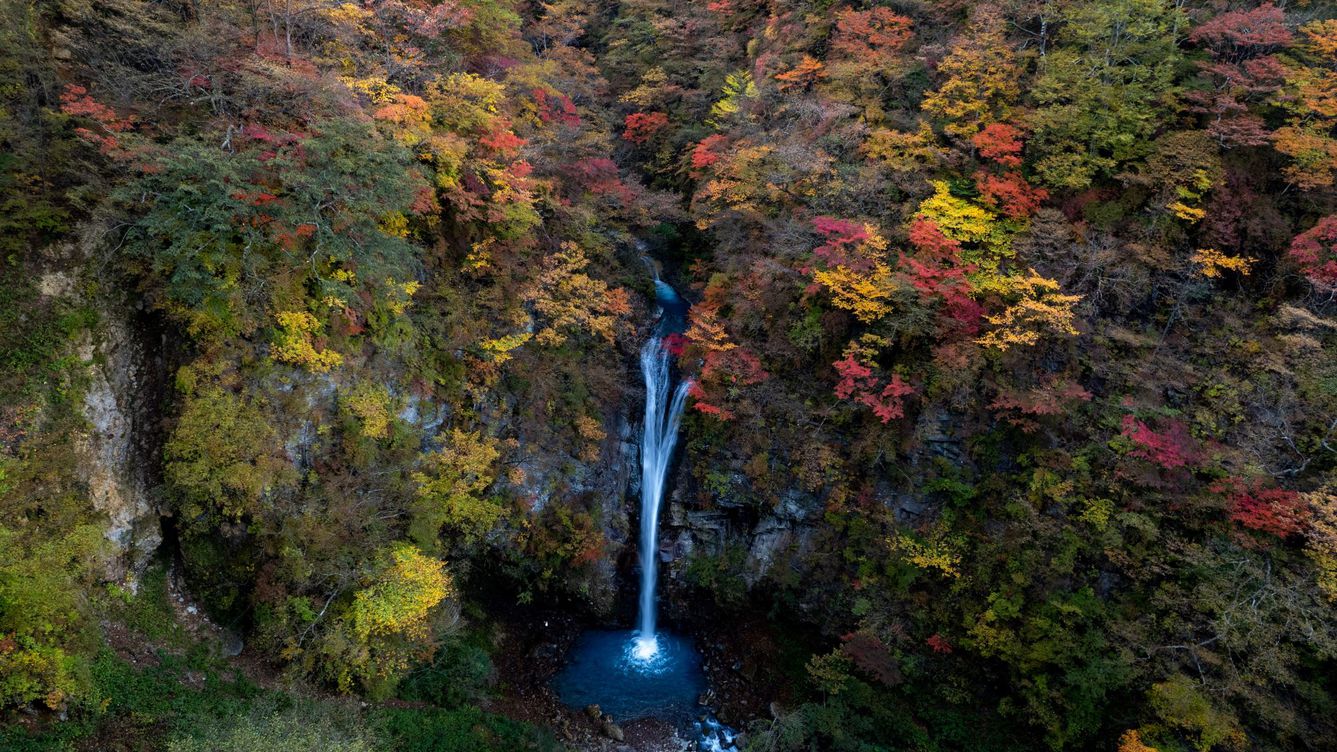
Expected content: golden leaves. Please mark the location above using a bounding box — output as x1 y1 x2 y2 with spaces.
272 311 343 372
1191 248 1255 278
975 271 1081 351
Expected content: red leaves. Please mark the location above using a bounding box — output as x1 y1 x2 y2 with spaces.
812 216 873 271
1186 7 1291 147
898 219 981 335
1219 477 1310 539
239 123 302 148
372 93 429 125
926 633 953 654
398 0 472 37
683 300 768 421
60 84 132 156
975 171 1048 219
833 353 914 423
410 186 440 214
231 190 281 206
59 86 124 127
832 8 913 62
1288 216 1337 291
478 128 526 156
1120 415 1199 470
1230 487 1309 538
688 388 734 420
775 56 828 91
662 333 687 356
970 124 1046 218
564 158 633 204
1189 5 1292 53
814 216 867 242
972 123 1024 168
689 347 769 422
907 218 960 259
689 134 728 175
990 378 1091 432
622 111 670 144
532 88 580 127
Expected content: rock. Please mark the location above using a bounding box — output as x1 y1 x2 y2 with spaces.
600 719 625 742
38 271 76 298
584 704 601 721
221 629 245 657
77 311 162 581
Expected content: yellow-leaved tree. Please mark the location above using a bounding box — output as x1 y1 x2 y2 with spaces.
809 221 898 324
976 271 1081 351
525 242 632 346
409 429 502 550
318 543 454 697
271 311 342 373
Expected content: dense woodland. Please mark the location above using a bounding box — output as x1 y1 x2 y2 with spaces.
1 0 1336 750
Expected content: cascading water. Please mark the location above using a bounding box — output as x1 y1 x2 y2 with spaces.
635 289 692 657
554 272 736 749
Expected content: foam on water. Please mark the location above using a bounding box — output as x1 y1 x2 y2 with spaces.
552 630 705 721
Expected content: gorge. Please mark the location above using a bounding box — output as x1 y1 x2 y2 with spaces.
3 1 1337 751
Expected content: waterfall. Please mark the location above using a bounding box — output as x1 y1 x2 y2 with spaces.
635 281 691 656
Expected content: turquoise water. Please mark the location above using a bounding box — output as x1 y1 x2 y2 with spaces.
552 629 706 721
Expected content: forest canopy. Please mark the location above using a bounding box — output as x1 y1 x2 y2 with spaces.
1 1 1335 751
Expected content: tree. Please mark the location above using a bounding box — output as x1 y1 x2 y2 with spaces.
1226 481 1309 539
775 56 827 92
271 311 343 373
410 429 502 549
832 341 914 423
896 219 982 335
683 292 767 421
622 111 669 144
921 9 1021 139
1273 21 1337 188
524 242 632 346
807 218 898 324
1122 130 1224 223
975 271 1081 351
1288 216 1337 291
825 7 913 114
830 8 913 67
114 119 421 341
1118 414 1199 470
319 543 454 696
0 525 102 710
164 388 296 520
1186 4 1291 147
1028 0 1183 190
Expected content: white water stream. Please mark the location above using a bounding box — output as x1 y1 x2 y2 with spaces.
635 282 691 657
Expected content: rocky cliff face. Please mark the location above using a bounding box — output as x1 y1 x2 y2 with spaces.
657 404 974 610
41 239 167 585
76 312 161 581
